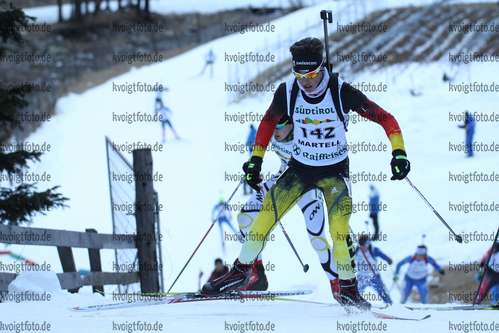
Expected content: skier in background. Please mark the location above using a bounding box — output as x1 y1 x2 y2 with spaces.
368 184 380 241
200 48 216 79
155 106 179 143
243 124 258 195
475 240 499 305
458 110 475 157
236 115 340 296
355 234 393 303
394 245 445 304
246 124 257 155
155 84 169 110
212 196 238 253
154 84 179 142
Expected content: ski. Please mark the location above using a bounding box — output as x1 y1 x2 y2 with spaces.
406 304 499 311
370 311 431 321
272 297 336 306
272 298 390 309
68 290 312 312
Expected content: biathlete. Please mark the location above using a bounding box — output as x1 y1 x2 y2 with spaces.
203 37 410 314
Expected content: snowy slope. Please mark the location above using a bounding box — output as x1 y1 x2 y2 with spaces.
2 1 499 332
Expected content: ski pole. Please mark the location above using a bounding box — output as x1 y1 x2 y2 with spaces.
389 264 403 293
320 10 333 72
259 185 309 272
167 176 245 293
404 177 462 243
473 226 499 305
349 228 392 305
278 221 310 272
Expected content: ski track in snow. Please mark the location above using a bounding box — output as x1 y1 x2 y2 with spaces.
2 1 498 331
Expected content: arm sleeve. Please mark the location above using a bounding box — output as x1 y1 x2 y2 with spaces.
374 247 391 262
340 81 368 112
340 82 406 152
212 205 218 220
427 256 443 272
252 83 287 159
396 256 412 275
354 99 406 152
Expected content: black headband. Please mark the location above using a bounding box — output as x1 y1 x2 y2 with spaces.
292 54 323 73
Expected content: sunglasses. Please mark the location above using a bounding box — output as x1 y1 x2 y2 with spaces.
292 61 324 79
275 119 290 129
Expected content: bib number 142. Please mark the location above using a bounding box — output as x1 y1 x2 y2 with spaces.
300 126 335 139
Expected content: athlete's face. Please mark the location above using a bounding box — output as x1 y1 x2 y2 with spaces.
297 70 324 93
274 124 293 142
415 254 425 261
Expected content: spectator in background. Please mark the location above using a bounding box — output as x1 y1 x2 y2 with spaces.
394 245 445 304
458 111 475 157
207 258 229 282
369 184 380 241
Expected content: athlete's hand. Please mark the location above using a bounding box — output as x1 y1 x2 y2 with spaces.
393 275 399 282
244 156 263 192
387 258 393 265
390 149 410 180
440 269 445 275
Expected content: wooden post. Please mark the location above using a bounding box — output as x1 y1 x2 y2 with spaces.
85 229 104 295
57 247 80 293
58 0 63 22
74 0 82 22
133 148 159 293
144 0 150 20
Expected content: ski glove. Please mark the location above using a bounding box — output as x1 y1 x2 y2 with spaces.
393 275 399 282
243 156 263 192
390 149 410 180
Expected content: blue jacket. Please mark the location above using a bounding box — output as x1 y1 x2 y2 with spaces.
369 186 379 213
246 127 257 149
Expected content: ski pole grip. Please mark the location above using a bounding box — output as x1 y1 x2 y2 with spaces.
320 10 333 23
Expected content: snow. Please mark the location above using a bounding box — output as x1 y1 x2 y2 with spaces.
8 271 62 296
2 0 499 331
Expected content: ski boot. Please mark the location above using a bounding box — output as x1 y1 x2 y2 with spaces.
338 277 371 314
202 259 253 296
239 259 268 291
330 278 341 303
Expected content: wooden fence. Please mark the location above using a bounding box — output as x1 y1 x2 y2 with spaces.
0 149 160 295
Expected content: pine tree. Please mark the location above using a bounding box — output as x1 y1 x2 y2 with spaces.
0 1 68 226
